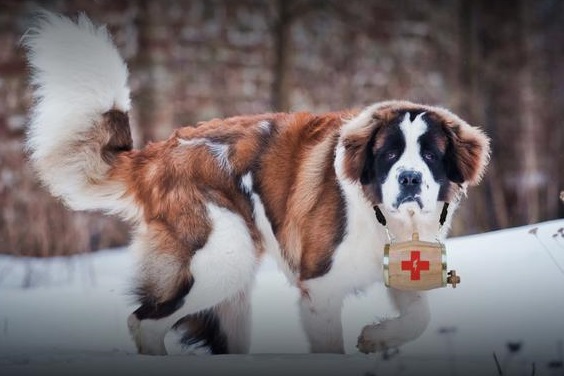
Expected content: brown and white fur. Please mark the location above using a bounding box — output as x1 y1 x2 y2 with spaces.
23 13 490 355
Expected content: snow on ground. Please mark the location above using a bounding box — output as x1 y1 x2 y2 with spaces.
1 220 563 376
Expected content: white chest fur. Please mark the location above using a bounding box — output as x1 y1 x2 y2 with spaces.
329 174 387 292
320 144 386 293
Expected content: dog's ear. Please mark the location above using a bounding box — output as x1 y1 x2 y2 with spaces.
434 112 491 186
339 104 394 183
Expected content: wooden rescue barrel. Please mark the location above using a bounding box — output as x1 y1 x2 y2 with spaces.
384 232 458 291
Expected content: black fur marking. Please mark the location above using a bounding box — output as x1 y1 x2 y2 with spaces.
408 110 425 122
361 114 405 203
332 186 348 250
372 116 406 203
360 127 379 186
133 278 194 320
239 175 254 202
305 184 348 280
443 133 464 184
101 109 132 164
373 116 405 185
418 113 452 201
249 119 280 235
176 309 228 354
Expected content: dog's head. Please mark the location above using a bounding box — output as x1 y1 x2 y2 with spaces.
338 101 490 219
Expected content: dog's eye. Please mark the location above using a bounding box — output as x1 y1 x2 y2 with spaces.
385 151 398 161
423 151 436 161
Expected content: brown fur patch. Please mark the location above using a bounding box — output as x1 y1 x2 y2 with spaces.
420 110 490 186
111 111 349 281
254 112 349 277
444 121 489 186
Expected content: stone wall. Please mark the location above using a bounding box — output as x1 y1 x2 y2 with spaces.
1 0 560 255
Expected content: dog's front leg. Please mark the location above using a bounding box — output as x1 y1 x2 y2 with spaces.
298 281 345 353
357 289 430 353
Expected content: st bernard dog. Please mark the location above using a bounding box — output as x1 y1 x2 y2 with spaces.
24 13 490 355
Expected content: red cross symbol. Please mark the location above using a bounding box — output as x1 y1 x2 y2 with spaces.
401 250 430 280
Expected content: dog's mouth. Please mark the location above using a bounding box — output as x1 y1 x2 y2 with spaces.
393 195 423 210
388 195 434 216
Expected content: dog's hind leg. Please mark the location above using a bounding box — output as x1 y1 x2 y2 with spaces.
174 288 253 354
128 203 258 355
214 289 253 354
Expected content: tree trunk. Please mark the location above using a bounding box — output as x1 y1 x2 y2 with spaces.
133 1 174 142
271 0 293 112
455 0 509 233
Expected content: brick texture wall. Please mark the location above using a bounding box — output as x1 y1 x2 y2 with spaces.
0 0 507 256
0 0 462 256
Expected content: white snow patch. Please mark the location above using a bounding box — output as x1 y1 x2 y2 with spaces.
1 220 563 375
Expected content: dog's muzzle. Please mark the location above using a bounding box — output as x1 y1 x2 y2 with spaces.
394 170 422 209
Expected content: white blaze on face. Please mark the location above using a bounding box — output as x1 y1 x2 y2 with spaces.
381 113 441 215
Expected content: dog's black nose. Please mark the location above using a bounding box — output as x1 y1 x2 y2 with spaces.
398 171 422 186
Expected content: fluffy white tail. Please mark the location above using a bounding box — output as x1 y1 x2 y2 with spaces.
23 12 136 217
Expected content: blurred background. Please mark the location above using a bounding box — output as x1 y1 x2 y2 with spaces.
0 0 562 257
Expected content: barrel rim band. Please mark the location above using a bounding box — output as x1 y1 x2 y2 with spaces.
441 242 447 286
383 243 390 287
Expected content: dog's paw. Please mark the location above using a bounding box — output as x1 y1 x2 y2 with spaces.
127 313 141 334
356 319 408 354
127 314 167 355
